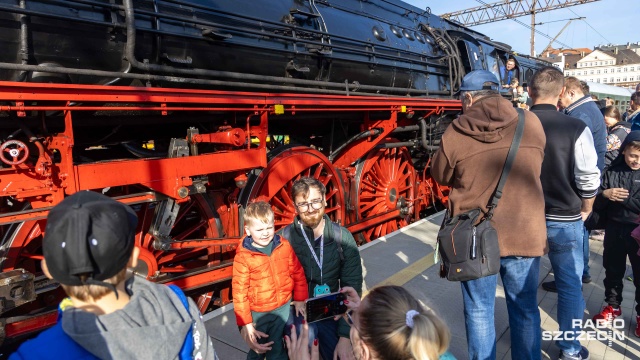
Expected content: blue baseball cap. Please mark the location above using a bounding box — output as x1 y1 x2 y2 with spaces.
458 70 500 92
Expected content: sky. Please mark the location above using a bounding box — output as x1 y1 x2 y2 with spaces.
403 0 635 56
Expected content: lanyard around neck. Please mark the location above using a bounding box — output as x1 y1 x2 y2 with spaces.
300 222 323 283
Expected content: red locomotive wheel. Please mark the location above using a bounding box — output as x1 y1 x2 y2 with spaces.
135 193 225 313
2 192 226 317
2 219 45 273
354 144 416 243
240 146 346 229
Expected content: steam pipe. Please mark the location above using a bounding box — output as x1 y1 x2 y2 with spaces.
0 63 452 96
0 2 448 68
376 141 415 149
16 0 29 82
419 118 440 151
328 128 383 162
391 125 419 133
122 0 445 96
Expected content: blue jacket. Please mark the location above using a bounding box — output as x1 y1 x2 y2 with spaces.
10 284 202 360
9 300 96 360
628 111 640 131
563 95 607 171
499 67 516 86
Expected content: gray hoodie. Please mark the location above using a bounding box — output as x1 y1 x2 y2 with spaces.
61 276 217 360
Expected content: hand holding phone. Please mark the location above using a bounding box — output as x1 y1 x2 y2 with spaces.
305 292 348 323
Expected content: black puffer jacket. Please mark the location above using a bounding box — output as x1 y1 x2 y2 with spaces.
602 131 640 224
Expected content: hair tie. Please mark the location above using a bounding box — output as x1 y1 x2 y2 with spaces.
405 310 420 328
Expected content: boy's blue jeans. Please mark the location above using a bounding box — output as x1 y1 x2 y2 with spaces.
461 256 541 360
546 220 585 356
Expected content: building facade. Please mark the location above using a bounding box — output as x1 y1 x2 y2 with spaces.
561 43 640 89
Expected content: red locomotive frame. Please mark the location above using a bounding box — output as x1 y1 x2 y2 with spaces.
0 81 457 344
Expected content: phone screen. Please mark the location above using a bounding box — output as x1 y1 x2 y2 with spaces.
305 292 347 323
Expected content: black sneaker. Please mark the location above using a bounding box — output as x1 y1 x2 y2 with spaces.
559 346 590 360
582 275 592 284
541 280 558 292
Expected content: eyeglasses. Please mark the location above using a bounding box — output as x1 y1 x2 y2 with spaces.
346 309 355 326
296 198 324 212
346 309 362 335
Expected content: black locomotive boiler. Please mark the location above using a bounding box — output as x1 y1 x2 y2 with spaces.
0 0 548 96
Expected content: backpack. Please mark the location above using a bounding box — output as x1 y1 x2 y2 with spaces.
281 222 344 263
11 285 195 360
168 285 195 360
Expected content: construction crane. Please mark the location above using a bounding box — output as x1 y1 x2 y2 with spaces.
441 0 600 56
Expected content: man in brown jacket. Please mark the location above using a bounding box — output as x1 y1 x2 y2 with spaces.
432 70 547 360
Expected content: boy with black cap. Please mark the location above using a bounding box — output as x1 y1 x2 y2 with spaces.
592 131 640 338
10 191 217 360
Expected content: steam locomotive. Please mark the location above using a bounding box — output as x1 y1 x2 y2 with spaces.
0 0 550 346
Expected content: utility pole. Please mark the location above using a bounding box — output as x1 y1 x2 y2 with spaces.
530 2 536 57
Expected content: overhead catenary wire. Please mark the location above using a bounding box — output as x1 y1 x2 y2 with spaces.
567 8 611 44
473 0 573 50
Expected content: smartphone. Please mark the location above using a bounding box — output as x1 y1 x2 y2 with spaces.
305 292 348 323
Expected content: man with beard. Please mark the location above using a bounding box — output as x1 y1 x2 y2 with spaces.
279 177 362 360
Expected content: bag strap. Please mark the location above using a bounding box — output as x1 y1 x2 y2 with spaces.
168 284 195 360
283 222 344 263
486 108 525 218
281 224 292 242
331 222 344 263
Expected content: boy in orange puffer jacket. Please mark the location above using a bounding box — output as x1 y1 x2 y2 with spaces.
232 201 308 360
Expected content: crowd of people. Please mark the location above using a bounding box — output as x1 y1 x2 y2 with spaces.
433 66 640 360
10 177 453 360
9 63 640 360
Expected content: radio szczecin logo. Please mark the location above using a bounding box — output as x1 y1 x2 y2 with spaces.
542 319 625 345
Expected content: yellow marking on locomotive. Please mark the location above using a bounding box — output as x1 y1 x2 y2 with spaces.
250 135 290 145
274 104 285 115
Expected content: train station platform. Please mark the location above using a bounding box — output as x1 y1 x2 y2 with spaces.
203 212 640 360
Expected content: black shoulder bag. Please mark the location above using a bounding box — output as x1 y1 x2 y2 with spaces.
437 108 525 282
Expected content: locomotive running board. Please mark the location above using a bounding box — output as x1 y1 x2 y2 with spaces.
0 191 165 226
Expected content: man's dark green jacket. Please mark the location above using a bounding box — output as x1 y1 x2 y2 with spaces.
278 214 363 338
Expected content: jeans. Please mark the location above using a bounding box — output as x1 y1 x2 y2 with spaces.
546 220 585 355
583 226 591 277
461 256 541 360
603 221 640 314
287 308 339 360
